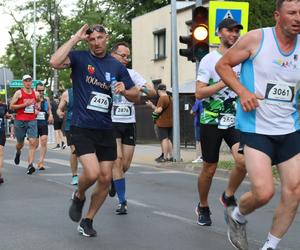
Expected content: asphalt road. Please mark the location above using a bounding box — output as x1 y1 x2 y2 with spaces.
0 141 298 250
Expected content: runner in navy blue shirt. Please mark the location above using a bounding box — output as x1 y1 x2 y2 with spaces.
50 24 139 237
0 100 13 184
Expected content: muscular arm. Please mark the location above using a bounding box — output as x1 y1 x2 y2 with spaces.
121 86 140 103
195 80 226 99
142 82 156 97
57 91 68 119
215 29 262 111
49 24 89 69
45 97 54 124
10 90 24 110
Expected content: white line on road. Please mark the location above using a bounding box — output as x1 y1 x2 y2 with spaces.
4 160 51 169
127 199 154 208
39 173 72 176
152 211 195 225
139 170 184 175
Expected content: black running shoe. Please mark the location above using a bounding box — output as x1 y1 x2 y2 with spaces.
220 191 237 208
14 151 21 165
108 180 116 197
195 204 212 226
26 164 35 175
69 191 85 222
77 218 97 237
61 142 66 150
0 176 4 184
155 154 164 162
115 201 128 215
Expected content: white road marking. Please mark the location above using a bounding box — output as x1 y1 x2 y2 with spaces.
39 173 72 176
152 211 195 225
4 160 51 169
127 199 154 208
139 170 184 175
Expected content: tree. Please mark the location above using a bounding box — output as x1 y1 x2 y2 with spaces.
0 0 170 90
231 0 275 30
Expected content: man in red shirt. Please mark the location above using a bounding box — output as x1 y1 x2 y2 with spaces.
10 74 40 174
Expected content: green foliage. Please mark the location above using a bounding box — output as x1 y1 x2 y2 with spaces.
0 0 169 91
230 0 276 30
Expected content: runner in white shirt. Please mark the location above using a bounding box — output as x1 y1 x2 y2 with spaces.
109 42 156 214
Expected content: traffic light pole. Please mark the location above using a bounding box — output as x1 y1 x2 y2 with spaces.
171 0 181 162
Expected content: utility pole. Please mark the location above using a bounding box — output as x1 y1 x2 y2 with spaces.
33 0 36 80
171 0 181 162
53 2 59 96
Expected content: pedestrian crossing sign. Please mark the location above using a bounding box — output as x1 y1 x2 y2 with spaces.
209 1 249 45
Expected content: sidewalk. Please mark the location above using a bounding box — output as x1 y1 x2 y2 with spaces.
133 144 234 178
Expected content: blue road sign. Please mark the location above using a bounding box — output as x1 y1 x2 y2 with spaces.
215 9 242 35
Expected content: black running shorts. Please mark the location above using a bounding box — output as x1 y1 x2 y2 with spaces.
239 131 300 165
113 122 136 146
0 131 6 146
37 125 48 137
71 126 117 161
65 131 73 146
200 124 240 163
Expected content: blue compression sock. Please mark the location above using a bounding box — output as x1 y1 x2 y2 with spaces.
114 178 126 204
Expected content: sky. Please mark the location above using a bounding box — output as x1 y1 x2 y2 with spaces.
0 0 76 56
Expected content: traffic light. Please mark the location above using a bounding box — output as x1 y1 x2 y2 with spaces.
179 34 194 62
192 6 209 62
179 6 209 62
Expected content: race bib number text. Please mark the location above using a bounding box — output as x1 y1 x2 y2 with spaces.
218 113 235 129
87 91 111 113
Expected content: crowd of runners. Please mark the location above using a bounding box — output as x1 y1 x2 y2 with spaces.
0 0 299 249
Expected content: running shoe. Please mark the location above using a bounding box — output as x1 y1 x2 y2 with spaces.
220 192 238 224
69 190 85 222
167 157 174 162
14 151 21 165
0 176 4 184
26 164 36 175
71 175 78 185
227 206 248 250
108 180 116 197
195 204 212 226
52 144 61 150
155 154 164 162
192 156 203 163
61 142 66 150
37 162 45 171
77 218 97 237
220 191 237 208
156 157 167 163
115 201 128 215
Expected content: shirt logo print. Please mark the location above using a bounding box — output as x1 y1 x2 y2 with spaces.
88 65 95 74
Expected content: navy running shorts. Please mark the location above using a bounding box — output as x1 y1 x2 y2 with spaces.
239 131 300 165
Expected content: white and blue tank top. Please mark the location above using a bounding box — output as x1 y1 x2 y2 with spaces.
236 27 300 135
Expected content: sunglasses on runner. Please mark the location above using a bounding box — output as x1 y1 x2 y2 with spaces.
86 25 107 35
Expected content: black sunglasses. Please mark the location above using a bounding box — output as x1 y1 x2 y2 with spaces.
86 25 107 35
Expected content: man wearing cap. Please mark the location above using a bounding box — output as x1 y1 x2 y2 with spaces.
50 24 139 237
10 74 40 175
147 84 173 162
194 18 246 226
